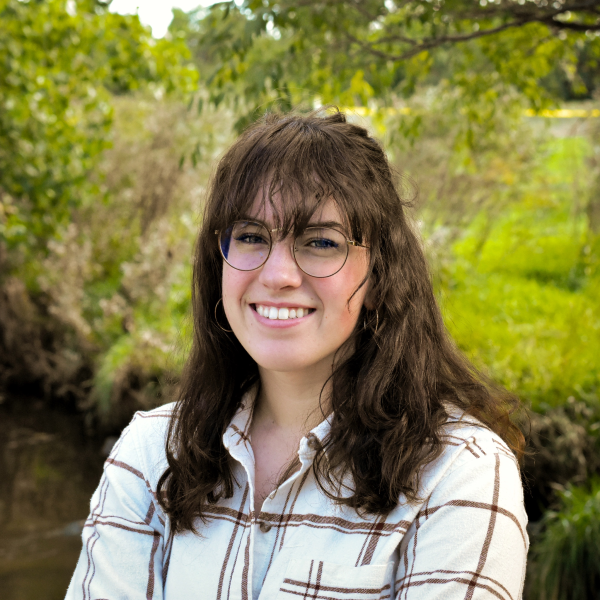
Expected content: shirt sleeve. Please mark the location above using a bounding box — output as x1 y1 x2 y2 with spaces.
65 417 167 600
394 445 529 600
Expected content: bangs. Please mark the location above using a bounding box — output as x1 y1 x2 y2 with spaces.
208 113 382 244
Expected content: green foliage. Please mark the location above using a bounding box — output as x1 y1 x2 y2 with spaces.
377 95 599 412
1 0 598 478
528 478 600 600
439 137 599 409
173 1 600 133
33 94 233 421
524 397 600 521
0 0 197 258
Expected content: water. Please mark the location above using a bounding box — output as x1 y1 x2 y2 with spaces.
0 399 106 600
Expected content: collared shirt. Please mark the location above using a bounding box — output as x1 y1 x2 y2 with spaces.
66 399 528 600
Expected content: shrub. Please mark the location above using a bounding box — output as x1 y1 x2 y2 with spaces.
527 478 600 600
0 94 233 426
522 396 600 521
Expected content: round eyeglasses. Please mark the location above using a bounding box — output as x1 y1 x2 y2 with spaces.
216 220 368 278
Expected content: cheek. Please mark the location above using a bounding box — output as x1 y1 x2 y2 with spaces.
221 266 236 299
319 274 368 330
221 267 251 320
222 263 253 294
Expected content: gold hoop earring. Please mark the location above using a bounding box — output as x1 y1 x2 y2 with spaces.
214 298 232 333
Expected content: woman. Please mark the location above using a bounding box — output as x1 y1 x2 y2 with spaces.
67 109 528 600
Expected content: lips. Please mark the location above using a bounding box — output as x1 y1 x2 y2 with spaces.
253 304 315 320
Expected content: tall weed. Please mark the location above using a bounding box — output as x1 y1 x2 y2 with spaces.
527 478 600 600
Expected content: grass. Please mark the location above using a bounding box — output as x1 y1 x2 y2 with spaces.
439 136 599 409
528 479 600 600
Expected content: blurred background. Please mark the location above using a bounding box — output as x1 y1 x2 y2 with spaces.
1 1 599 598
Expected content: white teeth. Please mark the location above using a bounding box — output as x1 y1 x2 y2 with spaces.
255 305 311 320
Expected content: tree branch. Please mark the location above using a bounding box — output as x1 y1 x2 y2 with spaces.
340 2 600 63
345 20 533 62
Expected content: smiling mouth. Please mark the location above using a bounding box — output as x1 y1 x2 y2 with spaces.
252 304 316 320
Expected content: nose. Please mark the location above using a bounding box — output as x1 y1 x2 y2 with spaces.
257 238 303 290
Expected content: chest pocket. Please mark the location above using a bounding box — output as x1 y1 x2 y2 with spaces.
276 559 393 600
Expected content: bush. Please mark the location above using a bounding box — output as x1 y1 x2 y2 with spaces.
0 0 197 254
527 478 600 600
0 94 234 427
522 397 600 521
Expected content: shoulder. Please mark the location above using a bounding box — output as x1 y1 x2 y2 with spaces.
418 415 527 535
440 415 519 469
392 416 529 599
421 415 527 543
127 401 175 437
109 402 175 489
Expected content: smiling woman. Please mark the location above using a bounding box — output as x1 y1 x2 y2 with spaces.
220 200 371 382
66 109 529 600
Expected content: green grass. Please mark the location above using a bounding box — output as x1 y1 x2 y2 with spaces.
528 479 600 600
439 136 599 409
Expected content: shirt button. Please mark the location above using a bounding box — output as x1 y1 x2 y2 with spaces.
307 434 320 451
259 521 272 533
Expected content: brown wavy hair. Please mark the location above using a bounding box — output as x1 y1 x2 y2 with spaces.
157 108 525 533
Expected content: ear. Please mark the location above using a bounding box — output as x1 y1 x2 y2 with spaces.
362 277 376 311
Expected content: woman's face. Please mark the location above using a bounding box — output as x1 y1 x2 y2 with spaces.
222 197 371 375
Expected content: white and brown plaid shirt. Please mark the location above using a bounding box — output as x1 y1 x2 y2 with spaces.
66 398 528 600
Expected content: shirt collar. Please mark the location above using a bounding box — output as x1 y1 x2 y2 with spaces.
222 389 332 465
222 391 255 462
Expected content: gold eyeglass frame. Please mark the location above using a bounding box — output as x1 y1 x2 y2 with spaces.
215 220 368 279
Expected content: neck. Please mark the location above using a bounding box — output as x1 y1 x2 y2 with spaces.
254 364 332 433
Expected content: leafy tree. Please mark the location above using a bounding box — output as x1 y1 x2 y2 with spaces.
171 1 600 243
0 0 197 265
173 1 600 125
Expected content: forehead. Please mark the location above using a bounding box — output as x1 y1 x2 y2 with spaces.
246 191 348 231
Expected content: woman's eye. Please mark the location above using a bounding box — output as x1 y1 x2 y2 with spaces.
306 237 338 249
236 234 267 244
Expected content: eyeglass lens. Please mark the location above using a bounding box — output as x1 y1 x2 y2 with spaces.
219 221 349 278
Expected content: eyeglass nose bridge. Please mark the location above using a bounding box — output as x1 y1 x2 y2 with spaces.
262 227 305 273
261 230 303 277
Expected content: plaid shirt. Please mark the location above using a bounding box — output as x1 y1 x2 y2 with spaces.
66 399 528 600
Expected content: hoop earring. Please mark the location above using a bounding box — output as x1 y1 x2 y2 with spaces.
214 298 233 333
363 309 379 334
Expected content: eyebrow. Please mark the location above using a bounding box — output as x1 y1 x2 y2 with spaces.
306 220 345 229
238 216 346 231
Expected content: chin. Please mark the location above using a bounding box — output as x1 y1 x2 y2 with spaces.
251 348 328 373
